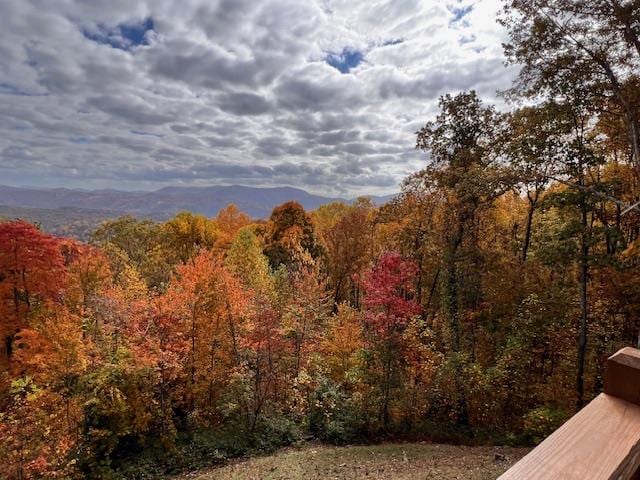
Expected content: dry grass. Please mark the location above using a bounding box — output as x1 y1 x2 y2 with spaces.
175 442 529 480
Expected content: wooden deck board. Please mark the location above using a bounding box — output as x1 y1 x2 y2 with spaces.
498 393 640 480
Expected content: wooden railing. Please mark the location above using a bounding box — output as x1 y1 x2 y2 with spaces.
499 347 640 480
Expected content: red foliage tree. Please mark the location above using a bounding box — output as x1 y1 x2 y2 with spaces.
362 251 420 428
0 221 66 368
362 251 420 340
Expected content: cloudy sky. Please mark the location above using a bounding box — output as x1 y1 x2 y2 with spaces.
0 0 517 196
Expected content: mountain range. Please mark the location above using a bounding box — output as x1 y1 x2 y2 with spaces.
0 185 396 238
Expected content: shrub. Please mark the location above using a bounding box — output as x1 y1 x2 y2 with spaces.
522 406 567 445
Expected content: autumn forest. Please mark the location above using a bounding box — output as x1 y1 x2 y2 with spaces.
2 1 640 479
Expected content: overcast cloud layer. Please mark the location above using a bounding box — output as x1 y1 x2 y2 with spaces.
0 0 517 196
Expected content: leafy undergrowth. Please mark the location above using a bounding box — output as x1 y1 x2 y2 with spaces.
173 442 529 480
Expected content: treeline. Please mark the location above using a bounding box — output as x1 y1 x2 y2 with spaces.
2 1 640 478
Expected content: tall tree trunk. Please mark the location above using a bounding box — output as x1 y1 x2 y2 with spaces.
444 212 469 426
426 268 440 310
576 191 589 410
522 190 538 262
332 276 343 313
445 259 460 351
444 217 464 352
381 347 393 430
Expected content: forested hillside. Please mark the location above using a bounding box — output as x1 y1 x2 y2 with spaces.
0 205 124 241
2 1 640 479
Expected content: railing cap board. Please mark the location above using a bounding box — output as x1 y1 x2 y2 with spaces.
604 347 640 406
498 347 640 480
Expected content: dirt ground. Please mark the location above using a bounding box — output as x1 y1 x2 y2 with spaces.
175 442 529 480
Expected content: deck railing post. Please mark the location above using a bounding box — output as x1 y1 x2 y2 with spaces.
604 347 640 406
498 346 640 480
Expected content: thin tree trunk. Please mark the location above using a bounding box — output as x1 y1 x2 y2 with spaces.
381 347 392 430
425 268 440 310
522 190 538 262
576 190 589 410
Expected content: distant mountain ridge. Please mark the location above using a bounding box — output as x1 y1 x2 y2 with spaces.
0 184 396 220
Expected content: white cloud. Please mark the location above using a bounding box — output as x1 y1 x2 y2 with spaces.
0 0 516 195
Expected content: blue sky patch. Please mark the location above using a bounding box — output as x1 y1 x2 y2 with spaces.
83 17 154 50
448 4 473 26
325 48 364 74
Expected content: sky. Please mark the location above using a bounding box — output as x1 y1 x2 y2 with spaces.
0 0 518 196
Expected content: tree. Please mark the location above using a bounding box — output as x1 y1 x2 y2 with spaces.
159 250 248 417
321 304 365 388
361 252 420 429
503 104 568 261
415 91 511 352
375 188 444 313
323 200 374 308
501 0 640 177
1 377 79 479
541 96 606 408
63 242 112 322
91 216 169 289
239 301 286 432
264 201 323 268
225 227 273 298
163 212 218 264
311 202 351 236
215 204 251 250
502 0 640 409
0 221 66 369
282 265 330 380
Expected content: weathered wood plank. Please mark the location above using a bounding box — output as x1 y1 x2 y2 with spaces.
498 393 640 479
